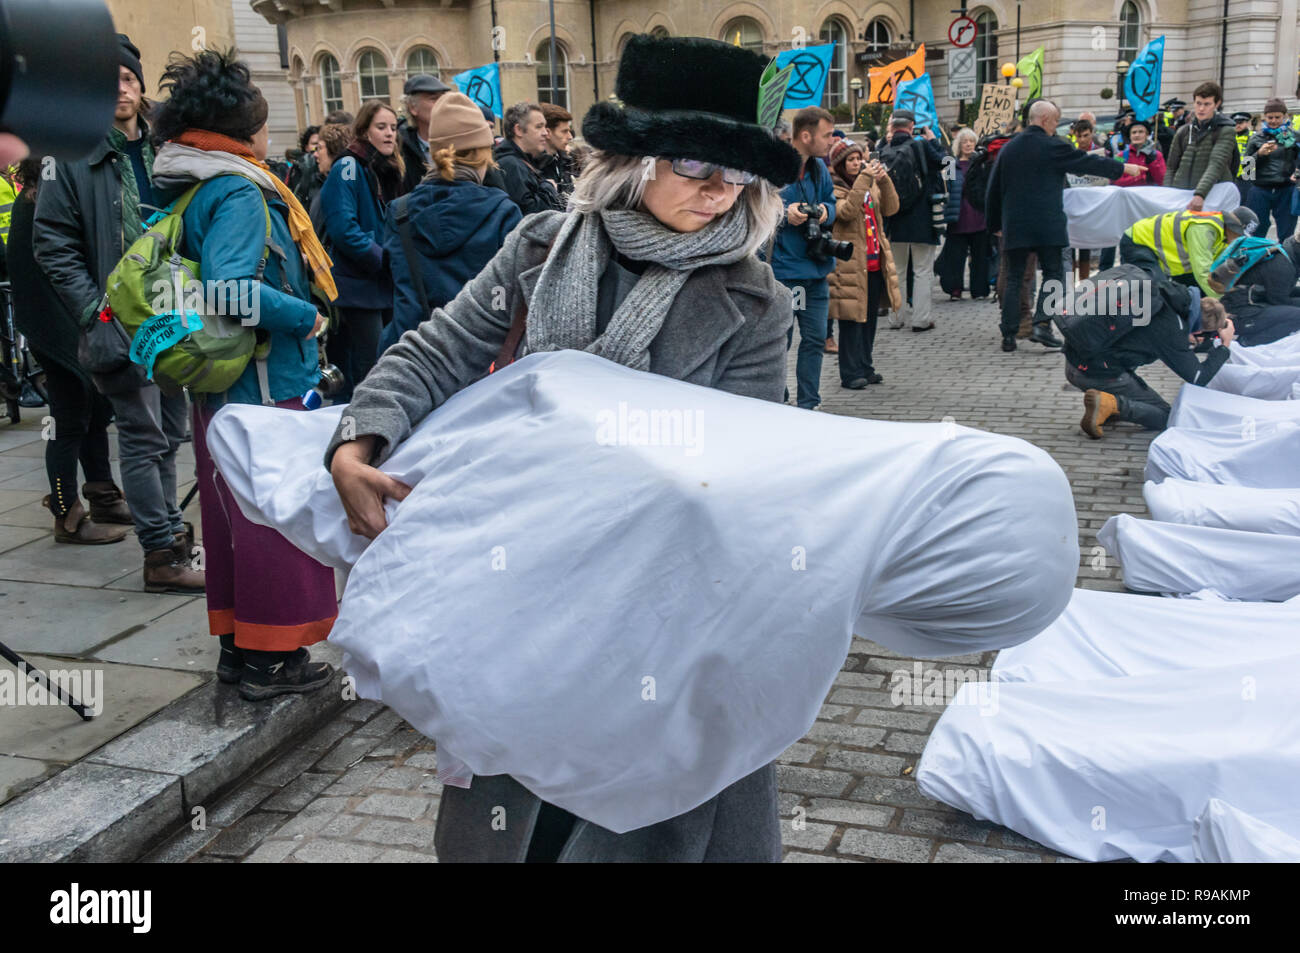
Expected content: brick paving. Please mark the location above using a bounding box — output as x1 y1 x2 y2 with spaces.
162 289 1182 864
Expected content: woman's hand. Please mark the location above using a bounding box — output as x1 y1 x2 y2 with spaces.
330 436 412 539
306 312 327 339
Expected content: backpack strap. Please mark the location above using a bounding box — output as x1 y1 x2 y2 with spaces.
488 237 556 375
392 194 432 319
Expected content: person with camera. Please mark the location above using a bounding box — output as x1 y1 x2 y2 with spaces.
148 49 339 700
328 33 801 861
765 106 837 410
33 34 203 592
985 99 1139 353
1244 98 1300 241
320 101 404 402
1063 274 1234 438
876 109 945 332
380 92 522 352
826 137 900 389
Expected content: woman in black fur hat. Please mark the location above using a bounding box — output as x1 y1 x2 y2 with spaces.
328 33 803 862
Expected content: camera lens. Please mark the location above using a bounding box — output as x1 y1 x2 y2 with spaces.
0 0 119 160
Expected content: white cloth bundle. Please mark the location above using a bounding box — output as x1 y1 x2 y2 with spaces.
1208 361 1300 400
1062 181 1241 249
1193 799 1300 863
1229 335 1300 367
1098 513 1300 600
1144 477 1300 535
207 351 1078 833
1167 382 1300 430
1144 421 1300 487
917 588 1300 862
993 587 1300 683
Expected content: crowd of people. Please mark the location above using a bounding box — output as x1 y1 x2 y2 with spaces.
1 26 1299 861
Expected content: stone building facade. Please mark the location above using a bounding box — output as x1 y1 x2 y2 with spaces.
244 1 1298 137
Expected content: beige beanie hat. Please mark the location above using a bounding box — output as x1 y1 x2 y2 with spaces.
427 92 495 151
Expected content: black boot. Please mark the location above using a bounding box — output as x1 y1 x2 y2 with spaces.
239 648 333 701
217 633 243 684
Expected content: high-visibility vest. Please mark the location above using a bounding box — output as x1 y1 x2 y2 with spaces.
1126 210 1225 277
1235 130 1250 158
0 174 16 246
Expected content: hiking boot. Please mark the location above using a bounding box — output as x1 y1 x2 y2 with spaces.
824 337 838 354
82 481 133 525
1081 389 1119 439
173 521 196 559
144 541 206 594
44 497 130 545
238 648 333 701
216 633 243 684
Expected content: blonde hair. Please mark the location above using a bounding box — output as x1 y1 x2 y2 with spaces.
569 151 784 259
429 145 497 182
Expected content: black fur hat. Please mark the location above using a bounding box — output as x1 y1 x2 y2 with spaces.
581 34 802 186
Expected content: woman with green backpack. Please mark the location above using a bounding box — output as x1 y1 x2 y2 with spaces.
147 49 340 701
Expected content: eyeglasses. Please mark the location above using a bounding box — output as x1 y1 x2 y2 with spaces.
668 157 757 186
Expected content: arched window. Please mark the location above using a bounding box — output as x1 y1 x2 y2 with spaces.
358 50 390 103
536 42 568 110
863 18 892 59
406 47 439 79
650 26 670 39
1118 2 1141 65
318 54 343 115
819 18 849 109
721 17 763 53
973 10 999 98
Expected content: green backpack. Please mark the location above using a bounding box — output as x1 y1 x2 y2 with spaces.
105 173 278 399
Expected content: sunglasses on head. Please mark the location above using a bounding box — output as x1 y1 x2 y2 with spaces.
668 157 757 186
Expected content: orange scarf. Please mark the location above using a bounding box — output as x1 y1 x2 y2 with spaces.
176 130 337 301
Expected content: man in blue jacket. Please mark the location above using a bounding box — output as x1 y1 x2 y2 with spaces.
767 106 837 410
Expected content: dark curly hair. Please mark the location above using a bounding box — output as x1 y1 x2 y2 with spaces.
150 48 269 145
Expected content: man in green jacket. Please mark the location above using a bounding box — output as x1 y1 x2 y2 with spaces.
1166 81 1239 212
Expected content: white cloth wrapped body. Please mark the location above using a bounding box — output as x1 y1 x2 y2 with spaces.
1098 512 1300 600
207 351 1078 833
1228 334 1300 367
1167 383 1300 431
1207 361 1300 400
1144 421 1300 487
1062 181 1241 248
1144 477 1300 535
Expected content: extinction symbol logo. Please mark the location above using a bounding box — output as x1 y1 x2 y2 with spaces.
785 52 827 101
464 75 495 112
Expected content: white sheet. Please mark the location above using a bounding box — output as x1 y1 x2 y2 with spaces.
208 350 1079 833
917 654 1300 862
1166 382 1300 430
1062 181 1241 249
993 587 1300 683
1229 335 1300 366
1144 477 1300 535
1144 421 1300 488
1098 513 1300 600
1193 799 1300 863
1208 361 1300 400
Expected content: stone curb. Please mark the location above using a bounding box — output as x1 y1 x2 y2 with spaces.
0 670 348 862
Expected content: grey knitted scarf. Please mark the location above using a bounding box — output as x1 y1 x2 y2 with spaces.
525 203 752 371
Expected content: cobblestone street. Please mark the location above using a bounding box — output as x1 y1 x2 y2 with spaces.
160 290 1181 864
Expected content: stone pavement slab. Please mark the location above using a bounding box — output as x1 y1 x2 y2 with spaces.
0 579 194 655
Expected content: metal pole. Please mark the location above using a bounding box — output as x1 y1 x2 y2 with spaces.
589 0 599 101
1218 0 1229 91
490 0 499 63
1016 1 1021 61
548 0 558 105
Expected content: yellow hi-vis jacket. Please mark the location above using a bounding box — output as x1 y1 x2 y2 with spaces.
1125 210 1228 298
0 173 17 246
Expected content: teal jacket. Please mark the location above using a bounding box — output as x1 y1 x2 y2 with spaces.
161 174 320 406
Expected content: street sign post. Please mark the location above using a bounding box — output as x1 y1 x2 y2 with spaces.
947 47 976 100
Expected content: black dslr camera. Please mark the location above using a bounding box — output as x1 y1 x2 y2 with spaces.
796 203 854 263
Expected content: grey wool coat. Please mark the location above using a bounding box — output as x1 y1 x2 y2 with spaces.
323 209 794 862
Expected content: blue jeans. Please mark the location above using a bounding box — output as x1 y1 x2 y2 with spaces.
778 277 829 409
1246 183 1299 242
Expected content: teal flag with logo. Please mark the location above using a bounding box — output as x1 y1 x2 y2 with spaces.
1124 36 1165 122
453 62 503 119
774 43 835 109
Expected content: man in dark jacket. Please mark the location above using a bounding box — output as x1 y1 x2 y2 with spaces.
1244 97 1300 241
1166 82 1239 212
1157 98 1188 158
396 73 451 195
985 99 1139 352
32 34 203 593
1061 268 1234 437
877 109 945 331
493 101 564 215
536 102 576 199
